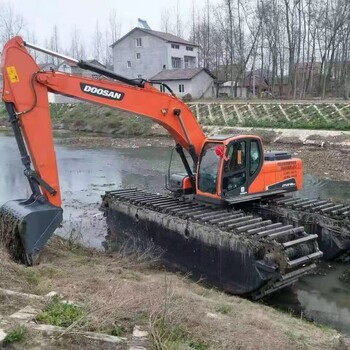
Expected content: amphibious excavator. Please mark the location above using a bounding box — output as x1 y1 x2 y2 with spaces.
0 37 349 299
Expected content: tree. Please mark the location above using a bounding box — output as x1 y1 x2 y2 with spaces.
69 26 86 60
109 8 121 44
25 29 39 61
161 8 174 34
0 2 25 48
49 25 60 65
92 20 104 62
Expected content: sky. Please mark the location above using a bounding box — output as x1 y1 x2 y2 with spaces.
8 0 221 50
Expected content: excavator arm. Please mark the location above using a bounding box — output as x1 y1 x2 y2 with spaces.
0 37 324 300
0 36 206 263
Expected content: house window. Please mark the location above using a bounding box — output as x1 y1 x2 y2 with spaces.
137 74 142 78
172 57 182 69
184 56 196 68
171 44 180 49
186 46 194 51
160 85 165 93
179 84 185 93
127 61 131 68
136 38 142 47
136 53 141 59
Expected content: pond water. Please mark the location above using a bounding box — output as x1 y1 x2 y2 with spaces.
0 134 350 334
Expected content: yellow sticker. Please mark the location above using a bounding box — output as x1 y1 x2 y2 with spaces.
6 66 20 83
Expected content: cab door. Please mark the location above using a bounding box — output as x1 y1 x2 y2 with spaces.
221 138 263 198
197 142 223 198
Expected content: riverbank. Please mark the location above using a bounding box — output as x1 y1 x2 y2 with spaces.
53 132 350 182
1 107 350 348
0 237 348 350
1 101 350 134
0 133 349 349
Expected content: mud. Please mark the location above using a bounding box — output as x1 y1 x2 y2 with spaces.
339 269 350 284
55 132 350 182
0 211 26 263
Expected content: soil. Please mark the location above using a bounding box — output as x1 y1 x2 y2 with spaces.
56 133 350 182
271 143 350 182
0 238 347 350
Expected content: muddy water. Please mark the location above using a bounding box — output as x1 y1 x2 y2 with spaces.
0 134 350 334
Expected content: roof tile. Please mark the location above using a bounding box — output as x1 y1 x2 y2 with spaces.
111 27 198 47
151 68 216 81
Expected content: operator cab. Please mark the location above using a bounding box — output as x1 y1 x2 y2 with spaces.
195 134 302 204
169 135 303 204
196 135 263 201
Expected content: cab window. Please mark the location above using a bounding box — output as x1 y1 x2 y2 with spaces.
222 141 246 193
224 141 246 173
198 143 221 194
250 140 261 175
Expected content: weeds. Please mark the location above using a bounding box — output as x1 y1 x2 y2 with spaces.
36 296 84 328
109 324 128 337
3 325 27 345
105 234 163 270
285 330 308 349
25 270 41 286
216 302 233 315
149 277 209 350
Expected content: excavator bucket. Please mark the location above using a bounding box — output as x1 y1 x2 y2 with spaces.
0 197 63 265
0 102 63 265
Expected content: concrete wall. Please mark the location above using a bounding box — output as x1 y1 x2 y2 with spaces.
157 71 215 99
112 28 199 79
49 94 83 104
192 71 215 98
219 86 248 98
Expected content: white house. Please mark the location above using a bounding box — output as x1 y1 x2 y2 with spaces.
151 68 216 99
57 59 106 77
111 26 216 99
48 60 106 103
111 27 199 80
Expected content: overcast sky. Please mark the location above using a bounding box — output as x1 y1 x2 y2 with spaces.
9 0 221 50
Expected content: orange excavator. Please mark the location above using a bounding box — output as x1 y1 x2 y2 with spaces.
2 36 348 299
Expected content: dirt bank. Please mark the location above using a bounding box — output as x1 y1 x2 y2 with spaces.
0 237 347 350
55 133 350 182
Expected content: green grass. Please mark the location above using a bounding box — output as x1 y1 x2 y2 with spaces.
1 101 350 133
216 302 233 315
151 317 210 350
110 324 128 337
25 269 41 286
3 325 27 345
48 103 154 136
36 296 84 328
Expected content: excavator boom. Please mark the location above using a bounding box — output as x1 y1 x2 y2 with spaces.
0 36 205 263
0 37 324 300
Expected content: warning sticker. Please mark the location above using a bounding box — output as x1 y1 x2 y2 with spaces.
6 66 19 83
